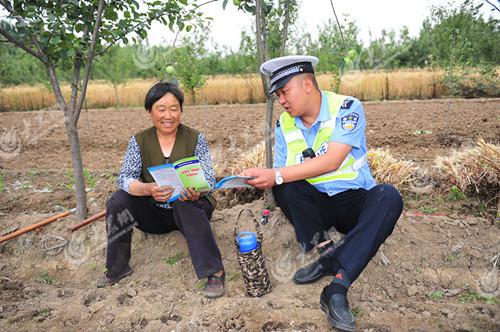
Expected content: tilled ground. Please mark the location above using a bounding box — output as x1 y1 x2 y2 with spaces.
0 98 499 331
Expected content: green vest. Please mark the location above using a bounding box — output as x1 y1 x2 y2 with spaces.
279 91 365 185
135 124 216 208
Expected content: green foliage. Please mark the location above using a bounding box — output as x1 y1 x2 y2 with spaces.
0 173 4 192
165 252 185 266
419 205 438 214
351 307 361 317
66 168 96 190
458 289 499 304
427 290 445 300
447 186 466 201
36 271 57 284
162 34 207 102
64 170 74 191
84 169 97 189
1 0 498 98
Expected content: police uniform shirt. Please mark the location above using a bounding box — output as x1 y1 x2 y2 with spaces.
274 91 376 196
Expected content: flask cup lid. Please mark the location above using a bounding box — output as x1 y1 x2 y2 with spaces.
237 231 258 253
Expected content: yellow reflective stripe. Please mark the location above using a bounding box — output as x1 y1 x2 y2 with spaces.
306 156 358 184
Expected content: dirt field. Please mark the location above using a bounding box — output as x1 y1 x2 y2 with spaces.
0 98 499 331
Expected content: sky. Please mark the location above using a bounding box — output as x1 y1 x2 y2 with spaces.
148 0 498 51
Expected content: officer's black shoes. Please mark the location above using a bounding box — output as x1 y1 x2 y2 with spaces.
320 286 355 332
293 256 335 284
293 240 336 284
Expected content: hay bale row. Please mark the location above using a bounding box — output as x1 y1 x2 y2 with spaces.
221 139 499 202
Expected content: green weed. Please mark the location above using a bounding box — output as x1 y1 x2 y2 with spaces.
0 173 4 192
447 186 466 201
413 130 432 135
427 290 444 300
64 168 97 190
352 307 361 317
196 279 206 290
419 205 438 214
27 169 39 178
165 252 185 266
458 289 499 304
84 168 97 189
65 170 74 190
36 271 56 284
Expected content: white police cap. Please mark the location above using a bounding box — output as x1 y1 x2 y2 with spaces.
260 55 319 93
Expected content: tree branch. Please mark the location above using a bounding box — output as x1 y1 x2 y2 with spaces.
74 0 105 124
0 26 46 63
69 25 89 113
1 0 49 61
483 0 499 12
329 0 345 47
46 63 68 115
279 0 291 56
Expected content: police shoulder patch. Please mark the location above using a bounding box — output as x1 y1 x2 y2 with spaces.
276 119 281 127
341 112 359 131
341 98 354 109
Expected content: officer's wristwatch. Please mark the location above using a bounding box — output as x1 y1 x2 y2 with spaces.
274 169 284 185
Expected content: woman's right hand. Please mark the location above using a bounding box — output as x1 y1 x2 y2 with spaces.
148 183 174 203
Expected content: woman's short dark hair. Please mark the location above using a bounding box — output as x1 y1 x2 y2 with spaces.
144 81 184 112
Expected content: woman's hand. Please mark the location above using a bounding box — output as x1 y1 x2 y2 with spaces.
149 184 175 203
178 187 201 202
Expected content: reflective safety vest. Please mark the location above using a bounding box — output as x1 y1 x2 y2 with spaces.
279 91 367 185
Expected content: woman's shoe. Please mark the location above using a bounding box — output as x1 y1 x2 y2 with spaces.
203 272 225 298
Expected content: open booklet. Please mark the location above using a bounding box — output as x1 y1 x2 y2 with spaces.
147 156 254 203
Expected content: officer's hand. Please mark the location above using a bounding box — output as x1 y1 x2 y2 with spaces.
240 168 275 189
149 184 174 203
179 187 201 202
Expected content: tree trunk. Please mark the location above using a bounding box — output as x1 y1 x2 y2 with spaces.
64 116 88 220
46 64 88 220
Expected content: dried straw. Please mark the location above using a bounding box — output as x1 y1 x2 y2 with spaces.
367 148 418 191
229 141 266 175
434 138 500 198
226 143 416 191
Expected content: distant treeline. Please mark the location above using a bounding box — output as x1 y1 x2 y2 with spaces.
0 0 498 87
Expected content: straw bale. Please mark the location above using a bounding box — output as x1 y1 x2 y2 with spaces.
434 138 500 198
367 148 418 191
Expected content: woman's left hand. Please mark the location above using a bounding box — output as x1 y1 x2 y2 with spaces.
178 187 201 201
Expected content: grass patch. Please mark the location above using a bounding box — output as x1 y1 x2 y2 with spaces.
447 186 466 201
458 289 499 304
427 290 444 300
196 279 206 290
419 205 438 214
352 306 362 317
84 168 97 189
0 173 4 192
36 271 56 285
165 252 185 266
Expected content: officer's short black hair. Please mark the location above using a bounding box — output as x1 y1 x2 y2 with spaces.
144 81 184 112
303 73 320 91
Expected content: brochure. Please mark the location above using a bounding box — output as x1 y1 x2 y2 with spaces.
148 156 254 203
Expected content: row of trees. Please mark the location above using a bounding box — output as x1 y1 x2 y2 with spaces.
1 0 498 88
0 0 497 219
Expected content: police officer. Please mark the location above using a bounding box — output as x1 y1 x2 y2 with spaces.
242 55 403 332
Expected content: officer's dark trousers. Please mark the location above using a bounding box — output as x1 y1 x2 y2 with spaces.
104 190 224 279
273 181 403 282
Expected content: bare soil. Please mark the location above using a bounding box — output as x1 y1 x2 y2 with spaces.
0 98 499 332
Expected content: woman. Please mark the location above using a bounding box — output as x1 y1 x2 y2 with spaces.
98 82 225 298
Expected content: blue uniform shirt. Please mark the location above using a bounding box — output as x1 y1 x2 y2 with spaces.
274 91 376 196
